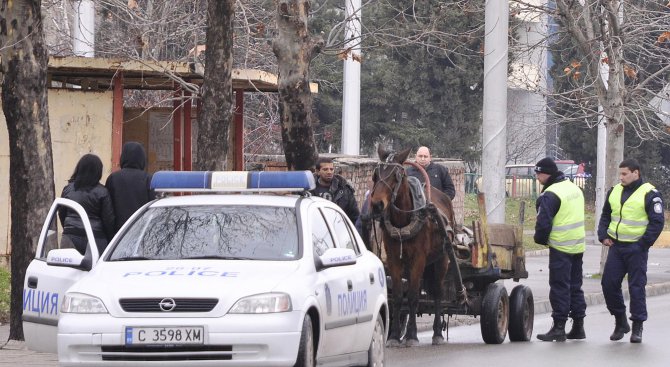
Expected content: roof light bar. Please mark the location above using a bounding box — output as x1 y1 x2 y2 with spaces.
150 171 316 192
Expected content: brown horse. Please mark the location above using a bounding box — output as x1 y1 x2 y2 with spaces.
369 146 456 346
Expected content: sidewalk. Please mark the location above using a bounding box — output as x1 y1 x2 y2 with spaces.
3 246 670 365
417 244 670 330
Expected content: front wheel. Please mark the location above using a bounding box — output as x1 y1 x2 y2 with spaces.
294 314 315 367
367 314 386 367
480 282 509 344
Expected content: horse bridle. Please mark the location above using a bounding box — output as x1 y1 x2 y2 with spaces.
372 160 406 207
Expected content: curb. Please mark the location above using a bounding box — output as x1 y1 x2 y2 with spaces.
418 281 670 332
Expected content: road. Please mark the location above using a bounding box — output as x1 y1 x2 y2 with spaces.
387 293 670 367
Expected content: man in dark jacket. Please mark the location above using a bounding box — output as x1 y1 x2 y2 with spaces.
598 158 664 343
406 146 455 200
105 142 155 233
310 157 360 224
533 157 587 342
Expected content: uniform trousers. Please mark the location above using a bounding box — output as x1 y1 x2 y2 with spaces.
601 242 649 321
549 247 587 321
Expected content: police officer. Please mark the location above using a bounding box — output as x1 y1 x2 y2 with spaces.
311 157 360 224
406 146 455 200
599 158 664 343
533 157 587 342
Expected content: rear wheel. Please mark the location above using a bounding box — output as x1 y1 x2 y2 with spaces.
508 285 534 342
480 282 509 344
367 314 386 367
294 314 315 367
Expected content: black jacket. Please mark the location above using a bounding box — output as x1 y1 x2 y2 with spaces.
406 162 455 200
59 182 115 241
105 142 155 233
597 178 665 247
310 174 360 224
534 172 569 245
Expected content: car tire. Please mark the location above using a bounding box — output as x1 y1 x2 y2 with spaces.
480 282 509 344
508 285 534 342
294 314 315 367
367 314 386 367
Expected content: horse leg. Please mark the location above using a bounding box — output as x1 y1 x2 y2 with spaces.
404 256 426 347
431 258 449 345
386 265 404 347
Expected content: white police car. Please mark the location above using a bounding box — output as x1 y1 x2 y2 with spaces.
23 171 388 366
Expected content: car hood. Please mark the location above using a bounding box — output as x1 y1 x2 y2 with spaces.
68 260 301 317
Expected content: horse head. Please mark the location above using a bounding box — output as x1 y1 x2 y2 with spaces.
370 146 412 216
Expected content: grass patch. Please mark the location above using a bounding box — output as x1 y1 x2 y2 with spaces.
463 193 597 252
0 267 9 323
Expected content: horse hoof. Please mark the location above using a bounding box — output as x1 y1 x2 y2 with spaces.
405 338 420 347
432 336 445 345
386 339 402 348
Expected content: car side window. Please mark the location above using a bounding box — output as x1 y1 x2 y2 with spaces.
38 204 80 259
321 207 359 255
311 208 336 257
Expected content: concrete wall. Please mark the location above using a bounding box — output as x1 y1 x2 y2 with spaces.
0 89 113 267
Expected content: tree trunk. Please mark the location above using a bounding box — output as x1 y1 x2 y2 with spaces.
273 0 323 171
196 0 234 171
0 0 55 340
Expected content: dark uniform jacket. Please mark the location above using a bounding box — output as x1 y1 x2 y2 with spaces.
406 162 455 200
597 178 664 248
105 142 156 233
59 183 116 241
534 171 567 245
310 174 360 224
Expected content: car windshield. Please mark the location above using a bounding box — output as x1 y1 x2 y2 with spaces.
557 163 578 176
108 205 299 261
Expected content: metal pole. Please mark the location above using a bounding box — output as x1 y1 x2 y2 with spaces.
71 0 95 57
482 0 509 224
341 0 361 155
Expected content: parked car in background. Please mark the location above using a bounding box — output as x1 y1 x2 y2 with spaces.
475 162 589 198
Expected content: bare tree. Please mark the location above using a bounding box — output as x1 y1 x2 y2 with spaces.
273 0 323 170
0 0 56 340
196 0 234 170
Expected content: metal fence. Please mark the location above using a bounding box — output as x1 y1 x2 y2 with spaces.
465 173 589 199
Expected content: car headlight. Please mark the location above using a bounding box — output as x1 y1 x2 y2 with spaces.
228 292 292 314
61 293 108 314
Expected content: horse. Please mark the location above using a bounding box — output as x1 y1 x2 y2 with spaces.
369 146 456 347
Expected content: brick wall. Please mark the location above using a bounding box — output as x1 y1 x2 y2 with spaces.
246 154 465 225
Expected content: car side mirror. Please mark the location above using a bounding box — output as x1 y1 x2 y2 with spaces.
46 248 91 271
316 248 357 271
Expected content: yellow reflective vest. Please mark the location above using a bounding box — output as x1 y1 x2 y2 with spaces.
544 180 586 254
607 183 654 243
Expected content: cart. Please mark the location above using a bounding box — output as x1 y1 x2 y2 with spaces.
383 193 534 344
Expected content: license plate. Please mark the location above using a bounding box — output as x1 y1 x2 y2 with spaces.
125 326 204 345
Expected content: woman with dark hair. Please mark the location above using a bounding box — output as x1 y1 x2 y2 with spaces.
58 154 115 255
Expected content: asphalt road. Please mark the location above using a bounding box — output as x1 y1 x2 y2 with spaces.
387 293 670 367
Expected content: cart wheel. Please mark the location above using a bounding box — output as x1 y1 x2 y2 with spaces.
480 282 509 344
508 284 534 342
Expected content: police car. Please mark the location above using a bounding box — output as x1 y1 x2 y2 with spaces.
22 171 388 366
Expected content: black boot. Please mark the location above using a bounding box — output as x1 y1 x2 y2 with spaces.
610 314 631 341
537 319 567 342
630 321 643 343
566 317 586 340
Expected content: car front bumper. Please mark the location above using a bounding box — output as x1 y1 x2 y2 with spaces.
57 312 304 366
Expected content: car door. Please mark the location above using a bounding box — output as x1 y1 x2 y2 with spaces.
309 205 356 357
320 207 376 353
23 198 100 353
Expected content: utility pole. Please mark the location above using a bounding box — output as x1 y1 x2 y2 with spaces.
71 0 95 57
341 0 361 155
482 0 509 224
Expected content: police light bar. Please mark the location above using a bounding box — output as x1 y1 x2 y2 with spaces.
150 171 316 192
